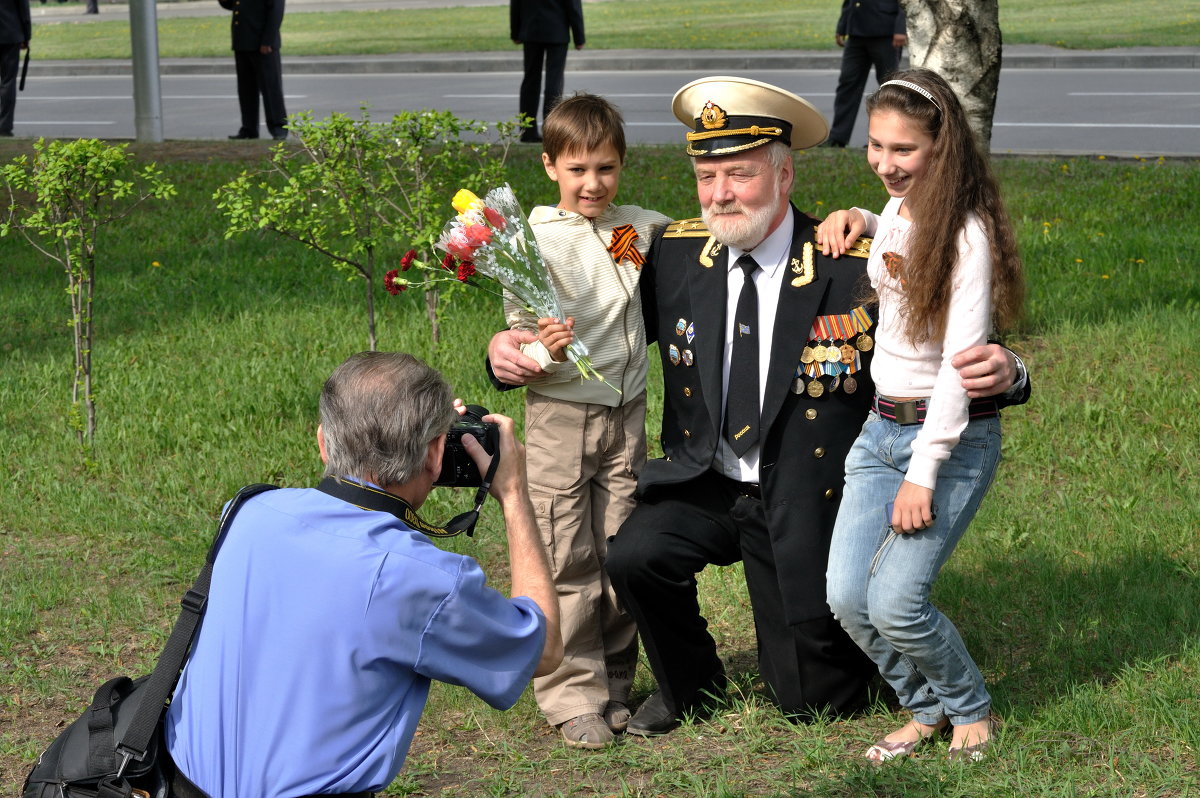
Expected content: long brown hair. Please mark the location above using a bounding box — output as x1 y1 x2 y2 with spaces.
866 68 1024 345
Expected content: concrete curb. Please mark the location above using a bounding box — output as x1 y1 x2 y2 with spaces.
24 46 1200 77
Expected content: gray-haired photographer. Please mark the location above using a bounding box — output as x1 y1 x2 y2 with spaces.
25 351 561 798
167 351 561 797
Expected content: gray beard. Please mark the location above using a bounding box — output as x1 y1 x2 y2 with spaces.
702 197 782 251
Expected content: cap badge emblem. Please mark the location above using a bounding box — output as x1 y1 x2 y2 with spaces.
700 101 728 130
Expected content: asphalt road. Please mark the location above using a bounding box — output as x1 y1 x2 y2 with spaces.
13 65 1199 156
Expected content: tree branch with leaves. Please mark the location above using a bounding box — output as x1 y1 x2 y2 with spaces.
1 139 175 449
215 109 519 349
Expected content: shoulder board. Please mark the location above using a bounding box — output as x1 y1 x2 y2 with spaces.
811 225 872 259
845 236 873 259
664 218 711 238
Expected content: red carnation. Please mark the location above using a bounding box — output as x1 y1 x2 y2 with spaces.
441 253 456 271
400 249 417 271
457 260 476 282
461 223 493 248
384 269 405 295
443 227 476 261
483 206 506 231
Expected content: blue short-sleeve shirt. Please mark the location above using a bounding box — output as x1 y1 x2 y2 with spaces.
163 487 545 798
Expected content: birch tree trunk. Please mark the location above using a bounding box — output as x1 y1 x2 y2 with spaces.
901 0 1002 149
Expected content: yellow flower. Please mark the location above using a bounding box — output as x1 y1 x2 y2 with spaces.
151 261 161 267
452 189 483 214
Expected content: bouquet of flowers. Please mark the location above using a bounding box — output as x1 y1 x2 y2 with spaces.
433 184 612 389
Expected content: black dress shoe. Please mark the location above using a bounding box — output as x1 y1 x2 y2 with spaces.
519 130 542 144
228 132 259 140
626 691 681 737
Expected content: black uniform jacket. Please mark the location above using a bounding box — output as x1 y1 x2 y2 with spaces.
837 0 906 38
220 0 285 51
0 0 31 46
638 206 876 624
510 0 585 46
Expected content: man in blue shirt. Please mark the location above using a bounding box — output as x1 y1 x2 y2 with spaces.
164 352 562 797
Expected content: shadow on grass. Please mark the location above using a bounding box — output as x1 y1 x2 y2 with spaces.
938 548 1199 715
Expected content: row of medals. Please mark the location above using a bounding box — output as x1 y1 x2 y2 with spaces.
793 331 874 398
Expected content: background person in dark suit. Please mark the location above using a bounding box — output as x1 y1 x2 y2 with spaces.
510 0 585 143
488 76 1028 737
826 0 907 147
0 0 30 137
221 0 288 140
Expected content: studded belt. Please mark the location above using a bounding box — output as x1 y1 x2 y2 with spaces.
873 395 1000 426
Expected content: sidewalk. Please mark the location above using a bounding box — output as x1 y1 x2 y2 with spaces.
25 45 1200 78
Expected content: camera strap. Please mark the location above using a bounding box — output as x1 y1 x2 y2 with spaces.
440 449 499 537
317 461 498 538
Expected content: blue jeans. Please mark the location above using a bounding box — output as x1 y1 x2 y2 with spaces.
826 411 1002 726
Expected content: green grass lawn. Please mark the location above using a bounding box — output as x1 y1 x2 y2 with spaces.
29 0 1200 59
1 141 1198 795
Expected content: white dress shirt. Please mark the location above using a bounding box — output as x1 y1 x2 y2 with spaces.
712 212 796 483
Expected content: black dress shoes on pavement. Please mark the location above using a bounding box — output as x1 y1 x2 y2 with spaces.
228 131 259 140
626 691 681 737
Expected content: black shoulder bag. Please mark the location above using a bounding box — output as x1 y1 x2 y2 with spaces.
22 484 279 798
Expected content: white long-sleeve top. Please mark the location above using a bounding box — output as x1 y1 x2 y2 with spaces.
854 197 993 489
503 203 670 407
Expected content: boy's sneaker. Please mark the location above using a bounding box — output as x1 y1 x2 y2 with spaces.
603 701 631 733
559 713 615 749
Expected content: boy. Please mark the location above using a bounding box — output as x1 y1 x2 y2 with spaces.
503 93 670 748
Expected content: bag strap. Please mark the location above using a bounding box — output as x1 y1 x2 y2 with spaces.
84 676 134 777
114 483 280 775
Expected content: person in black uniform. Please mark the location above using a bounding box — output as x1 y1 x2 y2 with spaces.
510 0 585 144
826 0 907 147
0 0 30 137
221 0 288 140
487 76 1028 737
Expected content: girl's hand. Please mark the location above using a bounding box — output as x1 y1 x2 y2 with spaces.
815 209 866 258
891 480 935 533
537 316 575 363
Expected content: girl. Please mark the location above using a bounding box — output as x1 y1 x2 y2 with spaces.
816 68 1024 762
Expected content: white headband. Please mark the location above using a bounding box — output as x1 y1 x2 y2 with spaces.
879 79 942 112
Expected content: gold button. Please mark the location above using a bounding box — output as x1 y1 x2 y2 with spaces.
805 408 817 420
683 387 692 397
683 429 691 438
824 488 835 500
814 447 825 458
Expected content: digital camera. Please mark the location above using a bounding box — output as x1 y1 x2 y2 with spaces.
434 405 499 488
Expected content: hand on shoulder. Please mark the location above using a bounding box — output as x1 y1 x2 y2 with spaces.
815 209 866 259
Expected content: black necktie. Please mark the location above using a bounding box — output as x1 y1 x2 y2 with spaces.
724 255 760 457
